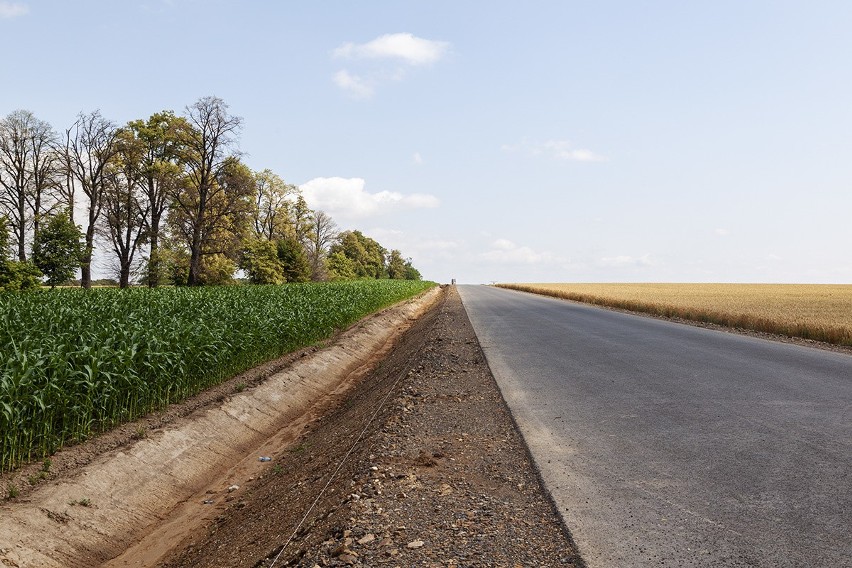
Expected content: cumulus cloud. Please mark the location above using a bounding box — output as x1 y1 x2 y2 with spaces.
597 254 654 268
334 33 450 66
332 33 450 97
0 1 28 18
333 70 374 98
502 138 606 162
300 177 439 219
480 239 561 264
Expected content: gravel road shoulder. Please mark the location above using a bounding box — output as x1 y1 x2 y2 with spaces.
161 286 583 567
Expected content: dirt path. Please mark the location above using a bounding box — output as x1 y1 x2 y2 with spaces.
1 287 584 567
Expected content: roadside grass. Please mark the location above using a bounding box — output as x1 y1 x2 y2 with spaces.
499 283 852 347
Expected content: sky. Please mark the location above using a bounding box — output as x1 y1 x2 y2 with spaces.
1 0 851 284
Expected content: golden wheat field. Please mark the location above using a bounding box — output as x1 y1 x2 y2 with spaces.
498 283 852 346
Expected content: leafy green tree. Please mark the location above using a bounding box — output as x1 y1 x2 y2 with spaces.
0 215 9 260
171 156 254 285
0 260 42 291
326 250 357 281
330 230 387 279
0 215 41 290
33 210 82 287
125 111 187 287
403 259 422 281
387 249 406 279
240 238 284 284
277 236 311 282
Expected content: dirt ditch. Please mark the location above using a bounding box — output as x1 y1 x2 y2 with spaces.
1 286 583 567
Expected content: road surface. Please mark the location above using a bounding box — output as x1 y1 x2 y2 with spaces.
458 285 852 567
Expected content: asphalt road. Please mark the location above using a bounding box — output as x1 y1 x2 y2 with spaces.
458 285 852 568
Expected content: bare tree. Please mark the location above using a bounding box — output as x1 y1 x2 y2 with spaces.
0 110 60 261
63 110 120 288
305 210 338 280
177 96 242 285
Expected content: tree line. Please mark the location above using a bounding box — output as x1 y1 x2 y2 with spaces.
0 96 421 290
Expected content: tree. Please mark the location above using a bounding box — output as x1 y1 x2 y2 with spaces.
177 96 243 285
330 230 387 279
403 259 422 281
240 237 284 284
0 215 41 290
100 127 150 288
277 236 311 282
0 110 60 261
126 111 186 287
252 169 298 241
305 210 338 281
33 210 82 287
170 156 254 284
0 215 9 259
326 250 357 281
63 110 120 288
386 249 407 279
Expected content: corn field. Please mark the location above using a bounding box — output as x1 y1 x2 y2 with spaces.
0 280 434 471
500 283 852 347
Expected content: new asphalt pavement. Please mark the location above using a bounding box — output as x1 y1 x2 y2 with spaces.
458 285 852 568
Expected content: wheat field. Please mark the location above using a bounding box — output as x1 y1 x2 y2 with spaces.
498 283 852 347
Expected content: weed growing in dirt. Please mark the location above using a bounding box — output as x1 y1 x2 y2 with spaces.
69 497 91 507
5 483 18 499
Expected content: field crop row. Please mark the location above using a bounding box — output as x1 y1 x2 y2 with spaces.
499 283 852 347
0 280 435 471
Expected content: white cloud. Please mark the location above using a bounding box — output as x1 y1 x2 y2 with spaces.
300 177 439 219
333 70 374 99
597 254 654 268
334 33 450 66
715 228 729 236
480 239 561 264
0 1 28 18
412 152 423 165
502 138 607 162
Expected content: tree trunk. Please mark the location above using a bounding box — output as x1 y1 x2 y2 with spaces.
186 185 207 286
82 225 95 289
148 212 160 287
187 217 203 286
16 193 26 262
119 264 130 288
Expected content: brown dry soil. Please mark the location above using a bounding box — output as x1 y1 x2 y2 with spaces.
3 287 584 567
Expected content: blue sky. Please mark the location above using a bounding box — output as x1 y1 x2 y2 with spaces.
2 0 851 284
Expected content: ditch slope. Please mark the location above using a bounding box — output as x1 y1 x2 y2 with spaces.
1 287 582 567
